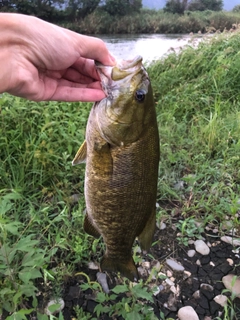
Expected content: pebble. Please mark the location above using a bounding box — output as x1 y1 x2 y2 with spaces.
160 222 167 230
88 261 99 270
97 272 110 294
193 290 201 299
170 284 180 295
157 221 167 230
221 236 240 247
226 258 234 266
165 278 175 286
142 261 151 269
196 259 201 265
194 240 210 255
153 284 164 296
200 283 214 291
222 274 240 297
183 270 191 279
214 294 228 307
166 259 185 271
178 306 199 320
188 249 196 257
45 298 65 316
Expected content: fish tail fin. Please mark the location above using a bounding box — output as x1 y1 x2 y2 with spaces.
100 255 139 281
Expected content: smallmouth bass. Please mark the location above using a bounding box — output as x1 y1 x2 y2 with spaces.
73 56 159 281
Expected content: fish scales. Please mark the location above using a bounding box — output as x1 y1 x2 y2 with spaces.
73 56 159 280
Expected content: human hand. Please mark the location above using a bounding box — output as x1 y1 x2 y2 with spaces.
0 13 115 102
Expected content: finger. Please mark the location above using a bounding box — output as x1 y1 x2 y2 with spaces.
76 34 116 66
49 87 106 102
63 65 98 84
71 58 100 81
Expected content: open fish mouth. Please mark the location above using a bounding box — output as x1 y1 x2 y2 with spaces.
96 56 144 97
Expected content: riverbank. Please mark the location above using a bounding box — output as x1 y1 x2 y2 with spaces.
61 9 240 34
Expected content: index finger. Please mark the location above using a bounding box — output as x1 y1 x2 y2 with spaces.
76 34 116 66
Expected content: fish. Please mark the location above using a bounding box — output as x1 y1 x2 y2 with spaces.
72 56 160 281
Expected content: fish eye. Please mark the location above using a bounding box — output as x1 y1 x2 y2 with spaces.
135 89 145 102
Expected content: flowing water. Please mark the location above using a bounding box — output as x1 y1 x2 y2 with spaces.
97 33 205 64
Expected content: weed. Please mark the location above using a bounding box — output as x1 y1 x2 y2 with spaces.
78 275 159 320
176 216 204 245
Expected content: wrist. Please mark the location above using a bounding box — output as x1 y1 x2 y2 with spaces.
0 13 30 94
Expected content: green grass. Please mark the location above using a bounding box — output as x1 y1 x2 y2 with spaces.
1 28 240 318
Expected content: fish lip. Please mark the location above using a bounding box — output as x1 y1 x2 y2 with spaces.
95 56 144 97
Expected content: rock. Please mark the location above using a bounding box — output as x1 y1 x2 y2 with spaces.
170 284 180 295
222 274 240 297
214 294 228 307
221 236 240 247
45 298 65 316
97 272 109 294
165 278 175 286
88 261 99 270
200 284 214 291
166 259 185 271
194 240 210 255
178 306 199 320
188 249 196 257
227 258 234 266
159 222 167 230
192 290 200 299
142 261 151 269
196 259 201 265
153 285 164 296
183 270 191 279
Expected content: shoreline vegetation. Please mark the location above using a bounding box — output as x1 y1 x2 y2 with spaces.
59 9 240 34
1 25 240 318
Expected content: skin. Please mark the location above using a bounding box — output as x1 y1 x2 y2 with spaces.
0 13 115 102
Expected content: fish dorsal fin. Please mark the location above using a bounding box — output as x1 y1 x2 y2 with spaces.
72 140 87 166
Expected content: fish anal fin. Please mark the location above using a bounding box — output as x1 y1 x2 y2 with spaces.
138 207 156 251
72 140 87 166
84 213 101 238
100 255 138 281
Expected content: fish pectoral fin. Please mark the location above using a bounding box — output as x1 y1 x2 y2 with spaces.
137 207 156 252
72 140 87 166
100 255 138 282
84 213 101 238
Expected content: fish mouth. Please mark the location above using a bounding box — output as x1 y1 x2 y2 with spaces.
96 56 144 97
